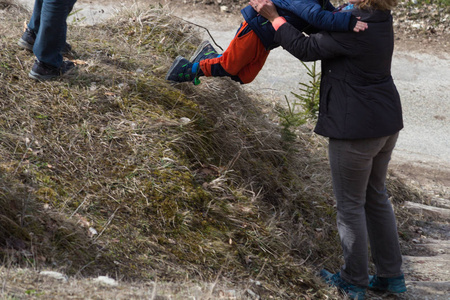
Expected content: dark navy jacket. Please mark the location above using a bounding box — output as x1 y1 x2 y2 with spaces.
274 9 403 139
241 0 352 50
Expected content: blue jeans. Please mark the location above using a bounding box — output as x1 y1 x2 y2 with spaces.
328 132 403 287
27 0 77 68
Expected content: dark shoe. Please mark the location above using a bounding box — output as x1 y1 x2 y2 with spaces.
190 40 220 64
165 56 201 85
17 28 35 51
29 60 76 81
320 269 366 300
61 42 73 55
369 274 406 293
18 28 72 55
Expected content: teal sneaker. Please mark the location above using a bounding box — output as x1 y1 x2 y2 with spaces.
369 274 407 293
320 269 366 300
165 56 201 85
189 40 220 64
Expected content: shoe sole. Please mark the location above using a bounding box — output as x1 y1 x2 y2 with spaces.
369 276 407 294
29 70 59 81
369 286 407 293
18 38 33 51
320 270 366 299
165 56 186 82
29 67 77 81
189 40 211 63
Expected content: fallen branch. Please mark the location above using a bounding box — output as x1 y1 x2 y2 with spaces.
171 15 224 51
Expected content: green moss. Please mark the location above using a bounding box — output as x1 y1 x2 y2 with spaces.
35 187 57 203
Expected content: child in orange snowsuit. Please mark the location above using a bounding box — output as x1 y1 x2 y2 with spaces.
166 1 365 85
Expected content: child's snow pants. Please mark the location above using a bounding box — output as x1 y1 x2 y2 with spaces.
199 21 270 84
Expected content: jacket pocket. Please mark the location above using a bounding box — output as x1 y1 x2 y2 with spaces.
319 82 332 116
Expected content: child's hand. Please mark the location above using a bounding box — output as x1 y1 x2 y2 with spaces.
249 0 280 23
353 19 368 32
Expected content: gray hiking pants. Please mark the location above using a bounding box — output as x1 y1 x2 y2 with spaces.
328 132 403 287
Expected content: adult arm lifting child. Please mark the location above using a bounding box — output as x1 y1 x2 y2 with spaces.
165 0 367 85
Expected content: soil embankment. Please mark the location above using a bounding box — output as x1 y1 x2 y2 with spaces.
11 0 450 299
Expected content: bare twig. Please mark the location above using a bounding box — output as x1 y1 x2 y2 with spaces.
15 56 24 70
13 138 33 176
94 206 120 241
171 15 224 51
70 195 89 218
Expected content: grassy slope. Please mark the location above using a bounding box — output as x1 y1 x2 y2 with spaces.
0 1 423 299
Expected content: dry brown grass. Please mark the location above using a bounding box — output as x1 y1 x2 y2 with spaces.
0 1 428 299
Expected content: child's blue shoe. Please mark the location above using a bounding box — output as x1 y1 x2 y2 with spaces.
165 56 201 85
190 40 220 64
369 274 407 293
320 269 366 300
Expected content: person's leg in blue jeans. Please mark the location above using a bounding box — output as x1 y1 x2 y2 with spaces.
27 0 43 34
328 133 403 287
32 0 75 68
20 0 78 80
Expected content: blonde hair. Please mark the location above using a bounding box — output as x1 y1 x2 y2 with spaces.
359 0 398 10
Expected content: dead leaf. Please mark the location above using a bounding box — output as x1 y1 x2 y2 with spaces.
72 59 88 65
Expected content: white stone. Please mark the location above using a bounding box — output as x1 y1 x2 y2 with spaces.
40 271 68 282
93 276 118 286
180 117 191 124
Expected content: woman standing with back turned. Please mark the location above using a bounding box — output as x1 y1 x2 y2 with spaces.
250 0 406 299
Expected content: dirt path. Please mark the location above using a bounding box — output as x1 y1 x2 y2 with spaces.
13 0 450 298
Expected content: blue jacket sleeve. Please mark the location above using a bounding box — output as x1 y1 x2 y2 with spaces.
272 0 352 32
